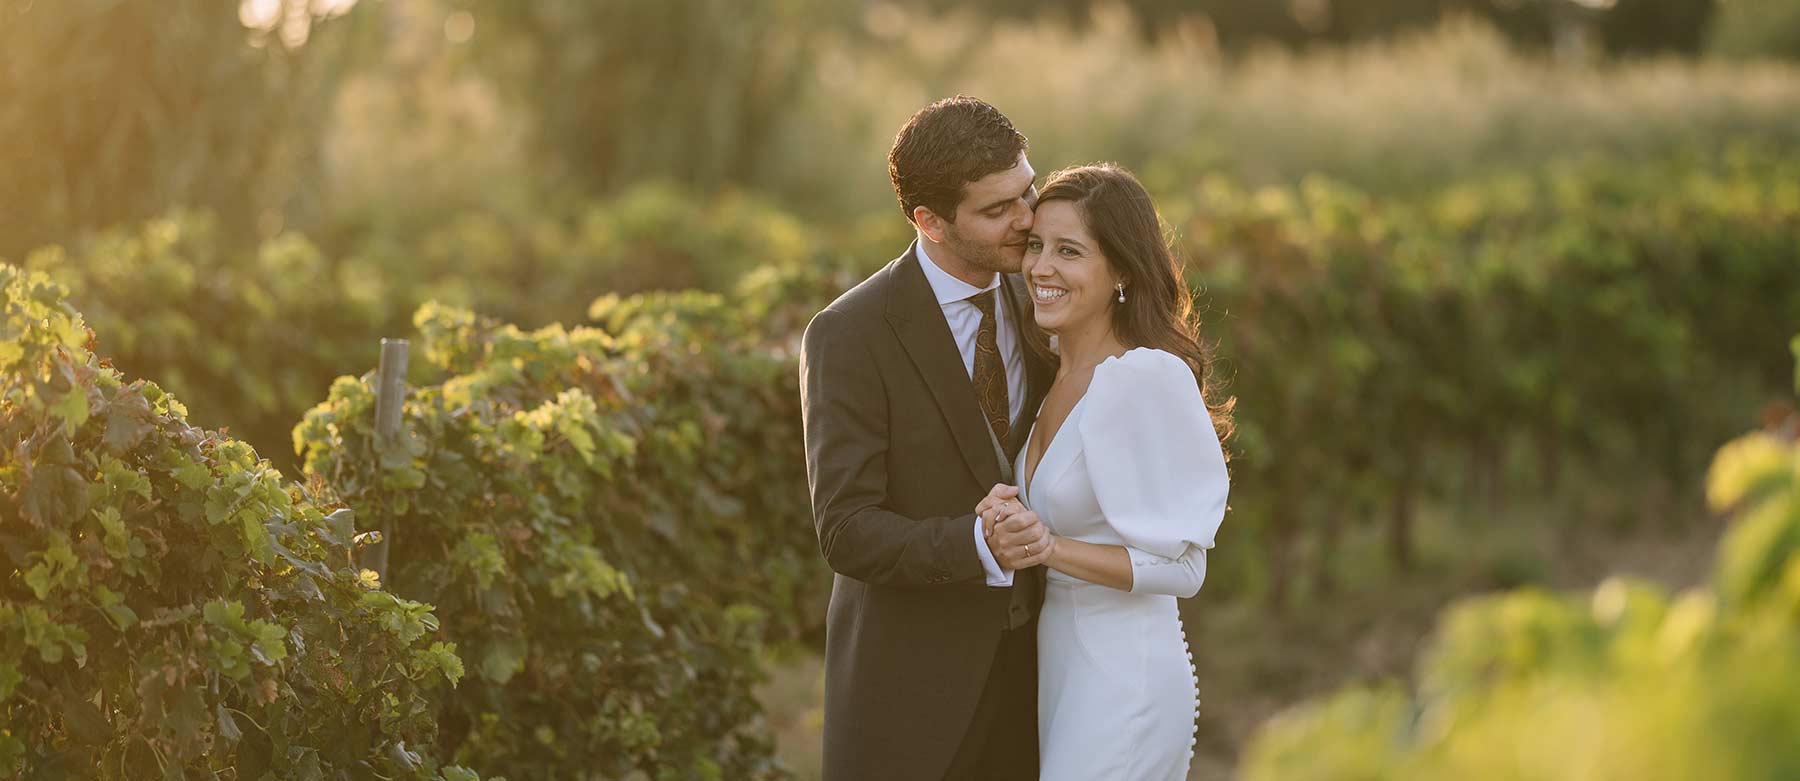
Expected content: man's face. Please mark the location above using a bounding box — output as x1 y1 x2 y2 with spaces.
940 153 1039 274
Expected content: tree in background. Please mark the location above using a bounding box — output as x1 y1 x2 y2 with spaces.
1710 0 1800 59
1600 0 1718 55
886 0 1717 54
442 0 854 198
0 0 373 259
0 0 1766 266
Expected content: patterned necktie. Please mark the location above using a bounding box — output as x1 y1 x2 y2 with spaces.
967 289 1010 446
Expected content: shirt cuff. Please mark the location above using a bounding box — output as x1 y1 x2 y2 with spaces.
974 517 1015 587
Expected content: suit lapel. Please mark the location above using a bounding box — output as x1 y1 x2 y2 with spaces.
886 247 1003 489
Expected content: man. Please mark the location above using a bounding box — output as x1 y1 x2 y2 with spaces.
799 96 1054 780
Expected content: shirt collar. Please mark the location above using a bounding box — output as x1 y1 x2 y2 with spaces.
916 238 1001 307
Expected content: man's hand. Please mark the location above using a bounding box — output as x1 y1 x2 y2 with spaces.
975 483 1021 537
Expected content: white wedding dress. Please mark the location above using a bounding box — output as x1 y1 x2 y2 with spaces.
1020 348 1230 780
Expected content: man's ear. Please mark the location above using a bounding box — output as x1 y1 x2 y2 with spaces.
913 205 950 244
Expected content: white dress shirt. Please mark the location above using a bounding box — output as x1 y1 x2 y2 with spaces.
915 239 1024 587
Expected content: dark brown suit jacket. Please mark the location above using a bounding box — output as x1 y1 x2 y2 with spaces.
800 245 1052 781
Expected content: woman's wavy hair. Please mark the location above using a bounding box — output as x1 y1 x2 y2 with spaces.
1028 163 1235 448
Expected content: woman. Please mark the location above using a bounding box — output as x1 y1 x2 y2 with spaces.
976 164 1233 779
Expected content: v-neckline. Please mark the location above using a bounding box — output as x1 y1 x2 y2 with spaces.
1020 390 1091 505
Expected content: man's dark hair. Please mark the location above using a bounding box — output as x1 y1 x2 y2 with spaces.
887 96 1028 225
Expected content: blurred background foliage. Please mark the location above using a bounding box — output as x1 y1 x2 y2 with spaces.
1241 345 1800 781
8 0 1800 260
5 0 1800 777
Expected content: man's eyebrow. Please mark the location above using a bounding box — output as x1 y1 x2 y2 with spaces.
978 195 1015 212
979 184 1034 212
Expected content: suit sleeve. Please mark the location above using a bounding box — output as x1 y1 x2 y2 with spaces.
800 308 985 587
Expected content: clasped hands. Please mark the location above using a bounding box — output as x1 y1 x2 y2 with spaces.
976 484 1056 570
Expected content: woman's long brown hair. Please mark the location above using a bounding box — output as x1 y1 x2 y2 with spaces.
1025 163 1235 448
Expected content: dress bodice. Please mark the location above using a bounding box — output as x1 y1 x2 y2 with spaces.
1018 347 1229 595
1021 395 1115 583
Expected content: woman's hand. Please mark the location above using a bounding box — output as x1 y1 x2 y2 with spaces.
973 484 1051 569
992 512 1056 569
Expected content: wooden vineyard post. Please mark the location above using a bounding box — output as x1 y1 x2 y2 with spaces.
368 337 409 580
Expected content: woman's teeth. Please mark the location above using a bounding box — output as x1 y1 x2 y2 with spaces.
1034 287 1067 302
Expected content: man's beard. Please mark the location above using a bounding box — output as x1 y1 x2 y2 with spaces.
944 225 1026 274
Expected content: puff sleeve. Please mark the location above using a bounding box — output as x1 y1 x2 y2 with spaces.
1075 348 1229 598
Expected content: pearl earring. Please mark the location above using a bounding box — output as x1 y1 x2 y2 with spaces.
1115 282 1126 303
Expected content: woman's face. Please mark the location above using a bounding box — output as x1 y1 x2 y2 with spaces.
1023 199 1121 336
